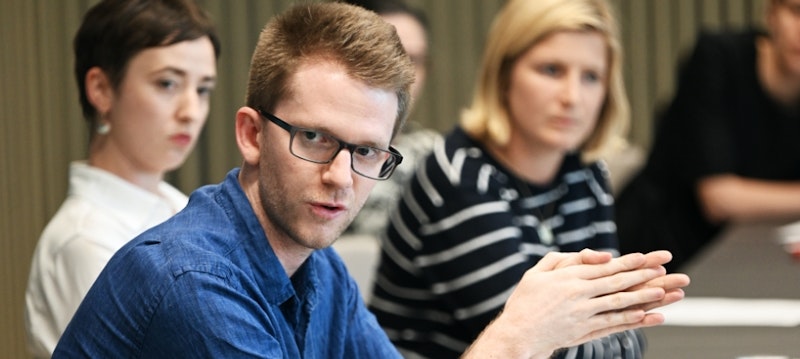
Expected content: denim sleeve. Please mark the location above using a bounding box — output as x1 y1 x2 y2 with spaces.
140 269 286 358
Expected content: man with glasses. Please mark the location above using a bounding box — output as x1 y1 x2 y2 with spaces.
256 108 403 180
54 3 688 358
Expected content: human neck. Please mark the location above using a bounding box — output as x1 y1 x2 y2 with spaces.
237 168 311 278
486 139 563 185
88 146 164 195
268 237 313 278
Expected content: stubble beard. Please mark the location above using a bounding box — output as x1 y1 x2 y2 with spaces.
258 177 356 250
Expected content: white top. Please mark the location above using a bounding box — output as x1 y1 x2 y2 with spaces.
24 161 188 358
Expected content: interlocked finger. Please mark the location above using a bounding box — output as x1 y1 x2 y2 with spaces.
588 284 665 315
581 266 666 299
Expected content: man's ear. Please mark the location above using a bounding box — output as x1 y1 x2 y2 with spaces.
235 106 264 165
85 67 113 115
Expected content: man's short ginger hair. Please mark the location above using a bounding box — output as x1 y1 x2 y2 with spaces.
245 2 415 139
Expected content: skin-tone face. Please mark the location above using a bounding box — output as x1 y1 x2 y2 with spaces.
382 13 428 101
250 60 397 270
768 0 800 78
501 30 608 182
87 37 217 192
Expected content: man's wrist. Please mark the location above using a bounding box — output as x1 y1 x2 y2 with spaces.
461 313 553 359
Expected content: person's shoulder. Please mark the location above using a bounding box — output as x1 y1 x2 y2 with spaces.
693 28 762 54
157 180 189 207
672 28 760 83
429 127 489 167
421 127 493 187
412 127 521 212
36 194 128 257
89 229 241 314
560 154 606 184
586 159 613 189
137 221 237 272
117 173 257 283
583 158 609 179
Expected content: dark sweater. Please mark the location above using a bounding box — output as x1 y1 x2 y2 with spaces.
616 29 800 272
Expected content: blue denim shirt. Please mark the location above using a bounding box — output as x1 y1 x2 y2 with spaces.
53 168 401 358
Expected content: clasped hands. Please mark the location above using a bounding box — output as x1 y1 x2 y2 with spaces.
463 249 690 359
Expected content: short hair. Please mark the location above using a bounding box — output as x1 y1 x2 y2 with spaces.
74 0 221 130
245 2 415 138
460 0 629 161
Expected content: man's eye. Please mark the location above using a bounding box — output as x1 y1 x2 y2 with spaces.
355 146 377 158
302 131 321 141
300 131 338 147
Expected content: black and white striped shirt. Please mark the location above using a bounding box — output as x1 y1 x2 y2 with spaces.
369 127 644 358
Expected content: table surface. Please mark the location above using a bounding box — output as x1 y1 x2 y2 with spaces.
643 221 800 359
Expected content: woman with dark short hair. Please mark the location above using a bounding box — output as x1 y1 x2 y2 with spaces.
24 1 220 357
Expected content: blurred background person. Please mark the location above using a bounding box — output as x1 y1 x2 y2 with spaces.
616 0 800 272
340 0 441 239
24 0 220 357
368 0 648 357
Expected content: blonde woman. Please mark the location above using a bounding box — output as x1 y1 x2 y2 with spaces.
369 0 646 357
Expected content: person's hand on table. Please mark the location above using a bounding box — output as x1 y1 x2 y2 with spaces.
622 250 690 312
462 249 690 359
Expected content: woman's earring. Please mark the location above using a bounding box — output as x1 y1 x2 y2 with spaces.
96 121 111 135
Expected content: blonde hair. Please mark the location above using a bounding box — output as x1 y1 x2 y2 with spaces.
460 0 629 161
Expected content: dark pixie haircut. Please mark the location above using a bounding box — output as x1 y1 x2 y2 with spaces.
73 0 221 124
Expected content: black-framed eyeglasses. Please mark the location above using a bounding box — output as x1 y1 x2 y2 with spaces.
256 108 403 181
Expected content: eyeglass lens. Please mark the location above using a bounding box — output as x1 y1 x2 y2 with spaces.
290 128 396 180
